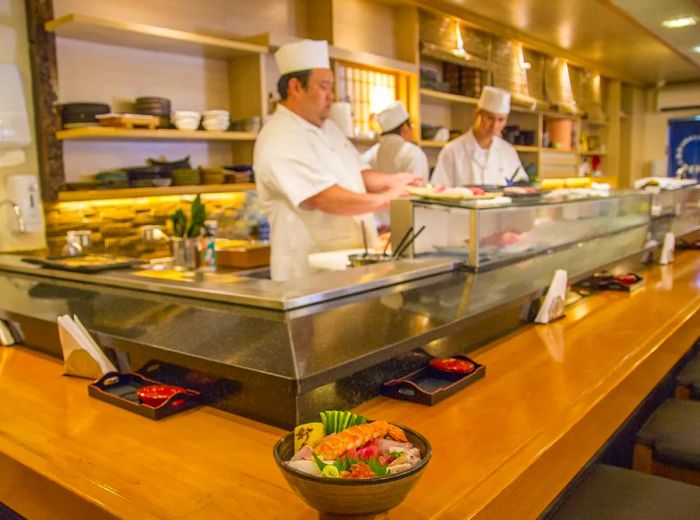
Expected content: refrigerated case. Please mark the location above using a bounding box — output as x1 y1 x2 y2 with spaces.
391 191 651 270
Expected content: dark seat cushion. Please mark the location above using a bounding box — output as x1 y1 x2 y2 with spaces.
677 353 700 398
636 399 700 471
548 464 700 520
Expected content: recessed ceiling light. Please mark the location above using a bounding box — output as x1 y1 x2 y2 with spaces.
661 16 697 29
694 45 700 53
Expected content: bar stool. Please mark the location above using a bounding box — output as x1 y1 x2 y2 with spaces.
675 352 700 399
633 398 700 486
546 464 700 519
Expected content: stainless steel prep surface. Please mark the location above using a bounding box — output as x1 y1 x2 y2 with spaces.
0 254 459 310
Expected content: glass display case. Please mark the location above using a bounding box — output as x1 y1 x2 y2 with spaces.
391 192 652 270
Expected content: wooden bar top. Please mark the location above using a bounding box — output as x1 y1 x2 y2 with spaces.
2 253 700 519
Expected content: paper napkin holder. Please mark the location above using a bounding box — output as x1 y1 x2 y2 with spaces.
535 269 568 324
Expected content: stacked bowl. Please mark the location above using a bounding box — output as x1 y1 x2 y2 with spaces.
134 97 171 128
172 111 201 131
202 110 230 131
59 102 110 128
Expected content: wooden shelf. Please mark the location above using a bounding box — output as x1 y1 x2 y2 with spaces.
350 136 379 145
582 119 609 127
57 183 256 202
580 150 608 156
45 13 268 59
56 127 257 142
514 145 540 153
420 88 479 106
419 140 449 148
540 148 578 154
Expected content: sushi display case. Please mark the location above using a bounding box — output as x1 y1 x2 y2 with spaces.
391 191 652 271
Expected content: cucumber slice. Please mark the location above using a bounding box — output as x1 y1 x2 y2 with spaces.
320 412 328 435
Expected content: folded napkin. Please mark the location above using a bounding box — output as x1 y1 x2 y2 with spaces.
57 315 117 379
535 269 568 324
0 319 16 346
659 232 675 266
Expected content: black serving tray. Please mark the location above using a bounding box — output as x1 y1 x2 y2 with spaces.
23 254 142 273
88 369 201 420
381 355 485 405
677 239 700 250
574 272 645 293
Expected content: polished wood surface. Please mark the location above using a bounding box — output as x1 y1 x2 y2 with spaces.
2 253 700 519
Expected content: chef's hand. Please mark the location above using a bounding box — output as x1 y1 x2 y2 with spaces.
390 172 423 187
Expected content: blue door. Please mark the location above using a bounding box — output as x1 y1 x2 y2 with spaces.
668 117 700 178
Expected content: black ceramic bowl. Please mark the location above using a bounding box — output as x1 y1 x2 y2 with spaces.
273 425 431 517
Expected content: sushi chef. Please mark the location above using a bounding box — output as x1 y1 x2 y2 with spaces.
373 101 429 181
431 86 524 187
254 40 421 281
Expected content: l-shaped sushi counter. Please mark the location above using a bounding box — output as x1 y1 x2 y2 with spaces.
1 185 700 518
0 188 699 427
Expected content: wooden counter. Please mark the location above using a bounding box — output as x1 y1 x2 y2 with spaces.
2 253 700 519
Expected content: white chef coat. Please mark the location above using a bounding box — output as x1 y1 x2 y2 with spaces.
374 134 430 180
370 134 430 226
431 129 523 187
254 105 377 281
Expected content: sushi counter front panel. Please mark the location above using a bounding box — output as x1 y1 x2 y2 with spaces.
0 220 650 428
1 252 699 519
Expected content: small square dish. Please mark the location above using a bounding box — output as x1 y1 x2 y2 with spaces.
381 355 485 405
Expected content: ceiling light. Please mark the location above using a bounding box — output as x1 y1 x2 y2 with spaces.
661 16 696 29
693 45 700 53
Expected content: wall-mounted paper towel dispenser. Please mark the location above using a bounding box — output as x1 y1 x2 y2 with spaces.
0 63 31 149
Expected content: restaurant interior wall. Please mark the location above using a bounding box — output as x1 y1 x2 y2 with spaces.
0 0 45 251
52 0 307 183
642 82 700 177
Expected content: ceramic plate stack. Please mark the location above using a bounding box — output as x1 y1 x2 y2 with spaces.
59 103 110 128
172 168 201 186
134 97 171 128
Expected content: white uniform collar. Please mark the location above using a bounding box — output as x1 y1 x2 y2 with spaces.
275 104 325 135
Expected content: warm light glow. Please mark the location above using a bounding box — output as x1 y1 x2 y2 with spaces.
451 20 471 60
337 63 398 136
54 192 245 210
693 45 700 53
661 16 697 28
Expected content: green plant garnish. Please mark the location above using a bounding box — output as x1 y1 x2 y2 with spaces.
171 208 187 238
319 410 368 435
187 194 206 237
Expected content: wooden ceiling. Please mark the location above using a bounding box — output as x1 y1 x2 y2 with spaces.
413 0 700 85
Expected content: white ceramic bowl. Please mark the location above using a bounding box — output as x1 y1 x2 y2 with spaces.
173 110 200 119
203 109 229 118
173 119 200 131
202 119 229 131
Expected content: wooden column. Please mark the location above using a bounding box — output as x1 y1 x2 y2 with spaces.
25 0 63 202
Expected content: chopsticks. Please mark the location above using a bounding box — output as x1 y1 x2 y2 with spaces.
391 226 414 259
393 225 426 258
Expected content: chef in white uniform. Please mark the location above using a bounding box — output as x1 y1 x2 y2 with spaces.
254 40 421 281
431 86 524 187
373 101 429 180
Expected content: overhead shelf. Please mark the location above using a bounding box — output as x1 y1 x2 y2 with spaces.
45 13 268 58
56 127 257 142
57 183 256 202
420 88 479 106
419 140 448 148
580 150 608 156
514 145 540 153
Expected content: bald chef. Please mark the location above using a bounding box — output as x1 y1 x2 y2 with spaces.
431 86 524 187
254 40 421 281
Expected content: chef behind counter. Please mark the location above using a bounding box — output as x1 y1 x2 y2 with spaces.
254 40 422 282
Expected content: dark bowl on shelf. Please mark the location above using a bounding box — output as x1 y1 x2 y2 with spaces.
273 424 430 517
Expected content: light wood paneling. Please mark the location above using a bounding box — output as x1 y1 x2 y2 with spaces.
56 183 255 202
57 127 257 142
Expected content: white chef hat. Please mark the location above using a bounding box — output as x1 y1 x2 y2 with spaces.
275 40 330 75
478 86 511 114
376 101 410 133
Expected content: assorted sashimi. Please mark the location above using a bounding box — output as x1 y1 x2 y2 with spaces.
286 411 423 480
407 184 501 201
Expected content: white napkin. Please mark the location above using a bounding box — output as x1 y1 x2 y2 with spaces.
57 315 117 379
0 319 16 346
659 232 675 265
535 269 568 324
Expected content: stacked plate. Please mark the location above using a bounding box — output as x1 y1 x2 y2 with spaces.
135 97 171 128
59 102 110 128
